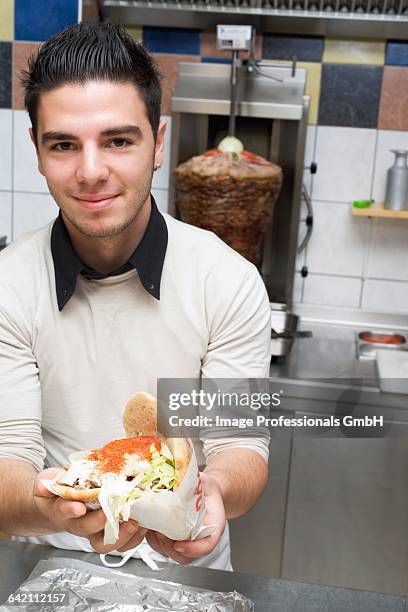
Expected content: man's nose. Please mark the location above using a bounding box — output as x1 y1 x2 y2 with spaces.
75 146 109 184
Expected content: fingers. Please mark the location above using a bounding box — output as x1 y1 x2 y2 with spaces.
144 471 227 562
33 468 89 525
144 471 227 564
33 468 148 551
144 531 164 556
67 507 106 536
34 468 65 497
172 532 220 558
32 490 87 533
88 520 147 554
57 500 87 520
146 532 192 565
168 472 225 559
116 524 148 552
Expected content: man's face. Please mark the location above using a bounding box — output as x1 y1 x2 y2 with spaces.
31 80 166 238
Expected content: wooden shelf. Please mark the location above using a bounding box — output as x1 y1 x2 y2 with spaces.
351 202 408 219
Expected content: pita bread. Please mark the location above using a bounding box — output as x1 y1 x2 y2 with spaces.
123 392 191 491
54 392 191 499
166 437 191 491
53 451 101 501
52 483 100 502
123 391 158 437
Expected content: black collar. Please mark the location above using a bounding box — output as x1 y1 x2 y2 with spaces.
51 196 168 311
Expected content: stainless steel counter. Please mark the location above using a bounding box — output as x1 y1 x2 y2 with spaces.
269 318 408 423
270 331 377 382
1 541 407 611
230 312 408 594
270 308 408 391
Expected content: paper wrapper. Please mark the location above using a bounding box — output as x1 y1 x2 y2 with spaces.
42 440 216 546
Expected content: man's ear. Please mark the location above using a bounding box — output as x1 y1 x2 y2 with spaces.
154 119 167 169
29 127 44 176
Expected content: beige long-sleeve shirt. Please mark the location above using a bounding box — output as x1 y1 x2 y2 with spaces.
0 213 271 472
0 212 271 568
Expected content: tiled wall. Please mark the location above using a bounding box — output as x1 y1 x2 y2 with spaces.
0 0 172 247
138 27 408 314
279 36 408 314
137 28 408 315
1 0 408 314
0 0 79 244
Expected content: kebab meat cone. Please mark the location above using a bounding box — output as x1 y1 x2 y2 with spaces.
175 136 283 265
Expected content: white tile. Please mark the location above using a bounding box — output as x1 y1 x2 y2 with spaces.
303 274 362 308
362 279 408 314
151 189 168 214
13 192 58 241
313 126 376 203
0 110 12 191
305 125 317 166
305 201 368 276
366 218 408 281
372 131 408 205
13 111 49 194
152 116 172 191
0 192 12 242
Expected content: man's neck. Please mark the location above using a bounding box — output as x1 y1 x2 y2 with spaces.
62 198 151 274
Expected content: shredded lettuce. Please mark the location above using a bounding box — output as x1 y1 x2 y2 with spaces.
140 444 176 492
98 443 176 545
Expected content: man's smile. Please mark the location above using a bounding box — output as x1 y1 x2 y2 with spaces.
73 193 121 210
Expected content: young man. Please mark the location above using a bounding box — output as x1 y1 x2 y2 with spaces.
0 21 271 570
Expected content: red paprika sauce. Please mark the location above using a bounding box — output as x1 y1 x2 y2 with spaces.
87 437 161 474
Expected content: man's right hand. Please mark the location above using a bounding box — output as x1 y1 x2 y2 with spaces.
34 468 147 553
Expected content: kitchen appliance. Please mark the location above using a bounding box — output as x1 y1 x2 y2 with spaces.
172 26 287 271
169 58 309 308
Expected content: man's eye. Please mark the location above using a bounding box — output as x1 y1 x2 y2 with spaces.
110 138 130 148
54 142 72 151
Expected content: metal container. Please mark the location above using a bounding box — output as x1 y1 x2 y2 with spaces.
270 303 312 358
384 149 408 211
271 307 298 357
356 329 407 360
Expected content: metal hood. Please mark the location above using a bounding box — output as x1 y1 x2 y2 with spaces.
103 0 408 40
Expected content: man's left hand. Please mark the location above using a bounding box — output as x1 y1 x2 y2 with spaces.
145 472 226 565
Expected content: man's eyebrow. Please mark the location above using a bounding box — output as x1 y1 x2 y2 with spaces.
100 125 142 138
41 125 142 145
41 131 77 144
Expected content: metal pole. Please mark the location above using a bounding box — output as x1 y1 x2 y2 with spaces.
228 51 239 136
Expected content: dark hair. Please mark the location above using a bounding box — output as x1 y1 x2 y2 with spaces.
21 21 162 146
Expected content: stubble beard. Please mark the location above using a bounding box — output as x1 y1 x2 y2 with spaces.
55 182 152 239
